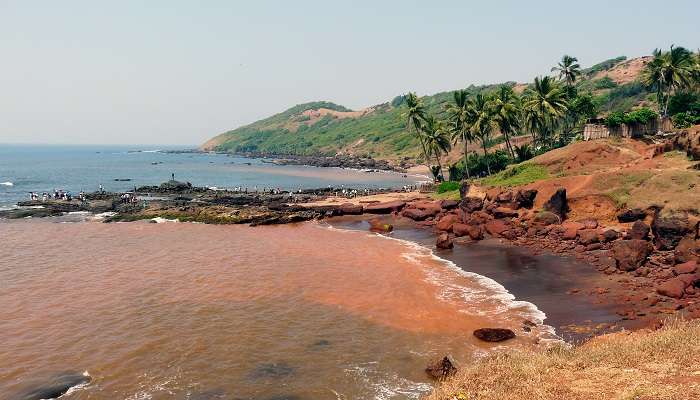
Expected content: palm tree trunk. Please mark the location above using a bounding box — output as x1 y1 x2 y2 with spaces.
482 141 491 176
504 131 515 158
434 154 444 182
463 136 470 179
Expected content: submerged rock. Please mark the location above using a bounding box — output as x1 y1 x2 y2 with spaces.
473 328 516 342
368 218 393 233
14 371 91 400
249 363 295 379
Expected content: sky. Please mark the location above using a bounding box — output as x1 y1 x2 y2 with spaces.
1 1 699 146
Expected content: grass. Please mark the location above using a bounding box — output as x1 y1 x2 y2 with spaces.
431 190 461 201
437 181 460 193
596 171 654 206
427 319 700 400
480 163 550 187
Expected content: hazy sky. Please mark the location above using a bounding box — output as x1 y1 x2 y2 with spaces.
1 1 699 146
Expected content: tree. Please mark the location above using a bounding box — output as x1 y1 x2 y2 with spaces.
445 90 475 179
403 92 430 163
552 55 582 87
490 85 520 158
522 76 568 147
421 115 452 181
642 46 697 116
469 93 498 175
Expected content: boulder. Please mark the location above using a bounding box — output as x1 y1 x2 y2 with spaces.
436 214 460 232
411 200 443 215
561 221 584 240
533 211 561 226
401 208 433 221
455 223 483 240
577 218 599 230
452 223 471 238
473 328 516 342
611 239 653 271
601 229 621 242
514 189 538 209
617 208 646 223
657 278 688 299
440 200 459 210
492 207 519 219
368 218 393 233
577 229 600 245
425 356 457 380
436 233 453 249
674 260 698 275
675 237 700 263
652 213 694 250
628 220 650 240
542 188 567 220
459 196 484 213
339 203 363 215
485 219 512 237
364 201 406 214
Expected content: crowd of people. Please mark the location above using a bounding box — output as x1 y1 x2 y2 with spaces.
28 189 87 203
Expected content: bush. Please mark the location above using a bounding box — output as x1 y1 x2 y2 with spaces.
437 181 460 193
448 150 513 180
606 108 658 127
514 144 534 162
672 112 700 129
593 76 617 89
668 92 700 116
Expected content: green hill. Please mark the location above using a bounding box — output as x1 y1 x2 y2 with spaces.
202 56 655 160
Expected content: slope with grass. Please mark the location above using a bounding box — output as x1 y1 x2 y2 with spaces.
428 319 700 400
202 56 654 160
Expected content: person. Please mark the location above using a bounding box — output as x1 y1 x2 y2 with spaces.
171 173 175 181
98 184 104 194
42 193 48 201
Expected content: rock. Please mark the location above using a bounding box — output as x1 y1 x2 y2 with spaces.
339 203 363 215
364 201 406 214
368 218 393 233
485 219 512 237
577 229 600 245
425 356 457 380
561 221 584 240
585 243 603 251
459 196 484 213
675 237 700 263
514 189 538 209
674 260 698 275
452 223 470 238
628 220 650 240
14 372 91 400
576 218 598 230
492 207 518 219
473 328 516 342
496 191 513 203
401 208 432 221
542 188 567 220
466 224 484 240
617 208 647 223
601 229 621 242
652 213 694 250
436 214 460 232
436 233 453 249
159 180 193 192
533 211 561 226
611 239 653 271
459 182 471 199
657 278 688 299
440 200 459 210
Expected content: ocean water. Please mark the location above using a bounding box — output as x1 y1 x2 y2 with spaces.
0 144 423 208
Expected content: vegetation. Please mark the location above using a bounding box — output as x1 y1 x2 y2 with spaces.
605 107 659 127
436 181 460 193
428 319 700 400
481 163 549 187
642 45 699 116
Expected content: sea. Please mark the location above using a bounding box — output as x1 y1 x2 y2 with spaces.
0 145 619 399
0 144 425 209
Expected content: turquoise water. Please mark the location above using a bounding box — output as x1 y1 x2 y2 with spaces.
0 145 422 208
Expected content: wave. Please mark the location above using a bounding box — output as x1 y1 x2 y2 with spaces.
0 181 13 186
321 222 557 341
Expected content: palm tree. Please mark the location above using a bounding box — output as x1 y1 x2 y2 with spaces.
522 76 568 147
421 115 451 181
469 93 497 175
490 85 520 158
551 55 582 87
642 46 696 116
445 90 475 179
403 92 430 163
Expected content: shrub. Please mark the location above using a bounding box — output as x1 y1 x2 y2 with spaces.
668 92 700 116
593 76 617 89
437 181 460 193
514 144 534 162
672 112 700 128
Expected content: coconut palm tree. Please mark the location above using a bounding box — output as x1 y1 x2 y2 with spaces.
403 92 430 163
642 46 697 116
522 76 568 147
490 85 520 158
469 93 498 175
421 115 451 181
445 90 475 179
551 55 582 87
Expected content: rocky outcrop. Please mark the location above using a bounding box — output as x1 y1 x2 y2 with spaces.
628 220 650 240
339 203 363 215
542 188 568 220
652 213 696 250
459 196 484 213
533 211 561 226
425 356 457 380
611 239 653 271
617 208 647 223
436 233 453 249
473 328 516 342
364 201 406 214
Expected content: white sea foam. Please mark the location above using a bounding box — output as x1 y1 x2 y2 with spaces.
344 362 432 400
57 371 91 398
0 181 13 186
151 217 180 223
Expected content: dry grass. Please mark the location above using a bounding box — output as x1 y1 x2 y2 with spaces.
427 319 700 400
